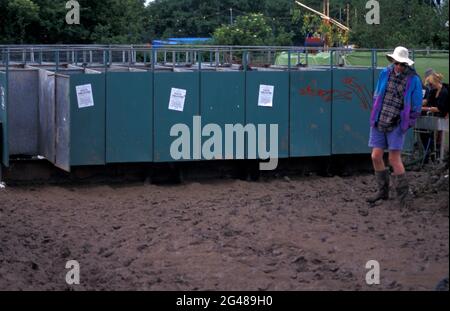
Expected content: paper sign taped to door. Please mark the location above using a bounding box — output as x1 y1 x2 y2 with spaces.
169 88 187 112
76 84 94 109
258 84 274 107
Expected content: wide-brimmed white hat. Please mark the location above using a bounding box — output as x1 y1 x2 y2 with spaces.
386 46 414 66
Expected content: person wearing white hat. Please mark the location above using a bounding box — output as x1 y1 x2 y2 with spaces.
367 46 423 209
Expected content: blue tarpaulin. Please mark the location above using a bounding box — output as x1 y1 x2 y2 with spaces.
152 38 211 47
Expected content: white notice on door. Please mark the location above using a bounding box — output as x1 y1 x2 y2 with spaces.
168 88 187 112
76 84 94 109
258 84 274 107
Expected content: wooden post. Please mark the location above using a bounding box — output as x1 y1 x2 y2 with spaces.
346 3 350 28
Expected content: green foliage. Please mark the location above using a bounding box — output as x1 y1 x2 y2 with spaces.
1 0 40 43
0 0 146 44
213 13 293 46
144 0 297 43
301 14 322 38
89 0 146 44
349 0 448 49
436 0 449 50
0 0 447 49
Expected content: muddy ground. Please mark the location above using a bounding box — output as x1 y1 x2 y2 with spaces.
0 164 448 291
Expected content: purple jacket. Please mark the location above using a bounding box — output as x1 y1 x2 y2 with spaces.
370 65 423 133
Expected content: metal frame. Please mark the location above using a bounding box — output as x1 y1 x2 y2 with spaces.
1 45 447 72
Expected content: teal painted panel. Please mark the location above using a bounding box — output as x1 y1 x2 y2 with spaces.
70 74 106 166
246 71 290 159
0 72 8 166
332 68 374 154
290 69 331 157
106 72 153 163
201 72 245 160
154 72 199 162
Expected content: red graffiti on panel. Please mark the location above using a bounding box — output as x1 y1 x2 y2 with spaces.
342 77 372 110
299 77 372 110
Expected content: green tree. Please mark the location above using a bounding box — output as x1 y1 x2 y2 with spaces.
435 0 449 49
145 0 299 44
349 0 448 49
0 0 147 44
301 13 322 38
31 0 90 43
1 0 39 43
213 13 293 46
90 0 146 43
0 0 447 48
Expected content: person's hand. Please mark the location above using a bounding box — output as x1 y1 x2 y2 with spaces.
422 106 437 113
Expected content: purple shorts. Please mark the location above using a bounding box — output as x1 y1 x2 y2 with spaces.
368 125 406 151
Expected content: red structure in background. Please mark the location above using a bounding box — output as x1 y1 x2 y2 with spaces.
305 37 324 53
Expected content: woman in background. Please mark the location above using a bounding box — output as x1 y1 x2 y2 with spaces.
422 73 449 118
421 72 449 162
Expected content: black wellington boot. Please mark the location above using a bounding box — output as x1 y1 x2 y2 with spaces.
392 173 412 209
366 170 390 204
